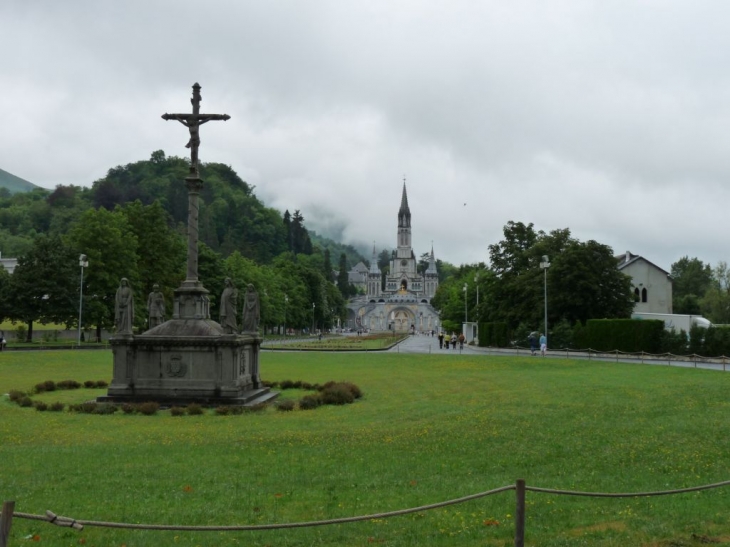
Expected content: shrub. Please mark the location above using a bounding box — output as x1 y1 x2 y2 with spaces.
34 401 48 411
137 402 159 416
81 402 98 414
67 403 83 413
121 403 136 415
230 406 244 415
262 380 275 388
339 382 362 399
301 382 313 390
298 394 321 410
57 380 81 390
93 405 118 415
276 400 295 412
49 402 65 412
8 390 26 402
320 385 355 406
96 380 109 388
292 380 303 389
215 406 232 416
247 402 267 413
187 403 204 416
18 396 33 408
83 381 96 388
280 379 295 390
34 381 56 394
170 406 185 416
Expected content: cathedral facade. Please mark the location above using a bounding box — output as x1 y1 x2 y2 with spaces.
347 183 440 333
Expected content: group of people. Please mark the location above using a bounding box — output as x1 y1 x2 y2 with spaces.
437 331 465 350
528 332 548 356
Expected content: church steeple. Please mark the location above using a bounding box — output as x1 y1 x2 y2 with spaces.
398 179 411 228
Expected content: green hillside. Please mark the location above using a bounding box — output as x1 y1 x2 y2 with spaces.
0 168 39 194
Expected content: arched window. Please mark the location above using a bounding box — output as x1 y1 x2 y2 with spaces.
641 288 648 303
634 288 640 302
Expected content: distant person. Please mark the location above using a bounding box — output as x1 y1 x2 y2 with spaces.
443 332 450 349
0 330 5 351
539 333 547 357
451 332 457 349
458 332 465 350
438 331 444 349
528 332 537 356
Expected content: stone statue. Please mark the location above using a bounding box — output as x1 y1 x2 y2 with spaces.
219 277 238 334
115 278 134 335
146 284 165 329
241 284 260 332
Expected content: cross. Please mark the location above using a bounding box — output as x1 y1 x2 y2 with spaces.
162 83 230 175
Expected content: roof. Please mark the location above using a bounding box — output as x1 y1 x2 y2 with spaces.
616 251 671 277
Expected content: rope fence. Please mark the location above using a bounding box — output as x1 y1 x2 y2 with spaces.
4 478 730 547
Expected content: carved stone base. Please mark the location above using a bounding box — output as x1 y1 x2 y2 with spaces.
100 319 274 405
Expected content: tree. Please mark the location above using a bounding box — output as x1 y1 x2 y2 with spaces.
7 235 78 341
700 262 730 324
671 256 713 314
323 248 333 282
337 253 350 296
66 208 139 339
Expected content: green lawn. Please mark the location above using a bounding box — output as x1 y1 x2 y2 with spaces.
269 332 407 351
2 351 730 546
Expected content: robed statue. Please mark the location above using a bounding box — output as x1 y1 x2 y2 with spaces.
147 284 165 329
219 277 238 334
241 284 260 332
115 278 134 335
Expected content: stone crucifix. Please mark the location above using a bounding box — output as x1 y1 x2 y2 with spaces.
162 82 230 175
162 83 230 290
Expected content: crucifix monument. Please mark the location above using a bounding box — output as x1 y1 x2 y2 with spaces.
102 83 274 407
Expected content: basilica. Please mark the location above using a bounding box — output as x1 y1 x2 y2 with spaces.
347 183 441 333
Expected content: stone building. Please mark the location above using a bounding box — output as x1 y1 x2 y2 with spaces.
347 183 440 332
616 251 673 314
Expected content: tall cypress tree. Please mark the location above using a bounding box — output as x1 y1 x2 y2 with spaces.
337 253 349 296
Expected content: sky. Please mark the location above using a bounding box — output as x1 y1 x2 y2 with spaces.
3 1 730 272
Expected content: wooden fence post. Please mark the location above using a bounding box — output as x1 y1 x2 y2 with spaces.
515 479 525 547
1 501 15 547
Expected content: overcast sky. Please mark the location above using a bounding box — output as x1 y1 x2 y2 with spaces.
3 1 730 271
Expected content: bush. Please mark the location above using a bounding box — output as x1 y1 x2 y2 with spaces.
34 401 48 411
34 381 56 394
320 385 355 406
276 400 295 412
247 403 267 413
187 403 204 416
137 402 159 416
8 390 26 402
292 380 303 389
170 406 185 416
339 382 362 399
298 394 321 410
280 379 296 390
18 396 33 408
121 403 136 415
81 402 98 414
215 406 232 416
301 382 313 390
96 380 109 388
93 405 118 415
49 402 65 412
57 380 81 390
67 403 83 412
83 381 96 388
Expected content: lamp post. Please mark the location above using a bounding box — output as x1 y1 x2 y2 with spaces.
311 303 316 334
463 283 468 323
540 255 551 346
474 273 479 343
77 254 88 346
284 294 288 336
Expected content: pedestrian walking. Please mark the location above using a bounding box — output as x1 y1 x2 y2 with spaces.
438 331 444 349
539 332 547 356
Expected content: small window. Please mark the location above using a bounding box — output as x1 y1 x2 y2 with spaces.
641 288 648 303
634 288 640 302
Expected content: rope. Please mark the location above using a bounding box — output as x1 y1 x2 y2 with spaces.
526 479 730 498
13 485 515 532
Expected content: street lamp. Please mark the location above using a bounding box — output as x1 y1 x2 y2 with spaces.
77 254 88 345
474 273 479 343
540 255 551 346
463 283 468 323
284 294 288 336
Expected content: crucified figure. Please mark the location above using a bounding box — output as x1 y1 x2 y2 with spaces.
162 83 230 173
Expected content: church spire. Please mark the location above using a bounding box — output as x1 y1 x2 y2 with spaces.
369 243 381 274
426 242 438 274
398 178 411 228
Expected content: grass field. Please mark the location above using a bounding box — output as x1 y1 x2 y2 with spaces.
2 351 730 546
268 332 407 351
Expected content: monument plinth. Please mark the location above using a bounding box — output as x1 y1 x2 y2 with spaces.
101 83 275 407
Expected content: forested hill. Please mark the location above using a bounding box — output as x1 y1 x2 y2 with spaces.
0 167 40 195
0 150 367 268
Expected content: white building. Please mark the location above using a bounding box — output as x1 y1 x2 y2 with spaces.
617 251 673 314
0 252 17 274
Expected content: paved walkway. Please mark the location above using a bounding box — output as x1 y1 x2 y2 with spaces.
388 333 730 373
